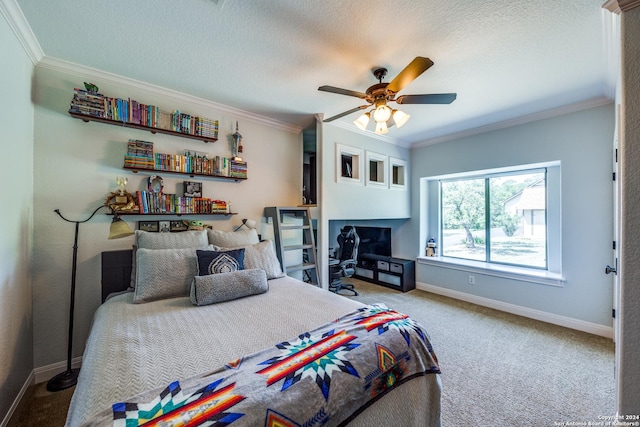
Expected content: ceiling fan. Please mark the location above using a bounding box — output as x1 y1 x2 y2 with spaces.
318 57 456 135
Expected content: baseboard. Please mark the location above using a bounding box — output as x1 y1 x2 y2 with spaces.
33 356 83 384
1 370 34 427
416 282 614 339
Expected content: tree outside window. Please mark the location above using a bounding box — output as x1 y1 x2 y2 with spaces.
440 170 546 269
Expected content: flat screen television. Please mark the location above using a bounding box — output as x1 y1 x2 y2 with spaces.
355 226 392 258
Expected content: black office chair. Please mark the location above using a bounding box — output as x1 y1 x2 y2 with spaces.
329 226 360 296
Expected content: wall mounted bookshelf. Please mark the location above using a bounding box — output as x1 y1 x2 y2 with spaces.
109 212 236 217
122 166 246 181
69 112 218 143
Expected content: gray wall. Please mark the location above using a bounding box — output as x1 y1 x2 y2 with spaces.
316 123 411 286
409 103 615 327
0 12 35 421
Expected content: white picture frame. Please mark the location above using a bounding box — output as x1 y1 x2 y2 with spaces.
389 157 408 190
336 143 364 185
365 151 388 187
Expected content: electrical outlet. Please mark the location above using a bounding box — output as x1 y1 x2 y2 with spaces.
468 275 475 285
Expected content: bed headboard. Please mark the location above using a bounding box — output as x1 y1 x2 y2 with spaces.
101 249 133 303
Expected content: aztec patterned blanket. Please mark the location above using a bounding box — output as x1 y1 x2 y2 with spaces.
80 304 440 427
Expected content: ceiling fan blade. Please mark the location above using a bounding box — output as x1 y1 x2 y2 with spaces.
318 85 367 99
323 105 369 122
395 93 457 104
386 57 434 94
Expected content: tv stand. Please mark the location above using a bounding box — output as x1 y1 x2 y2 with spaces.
354 254 415 292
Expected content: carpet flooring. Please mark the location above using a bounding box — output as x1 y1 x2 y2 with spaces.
344 279 615 426
8 278 614 426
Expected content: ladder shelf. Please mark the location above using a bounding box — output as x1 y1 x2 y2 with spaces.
264 206 319 286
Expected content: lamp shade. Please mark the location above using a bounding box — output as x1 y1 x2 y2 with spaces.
392 109 411 128
373 104 392 123
354 112 370 131
374 120 389 135
244 219 257 229
109 217 134 239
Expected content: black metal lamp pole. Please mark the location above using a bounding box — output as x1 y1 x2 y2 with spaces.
47 205 106 392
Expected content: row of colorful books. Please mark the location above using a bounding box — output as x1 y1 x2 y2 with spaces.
125 152 247 178
69 88 219 139
136 190 229 214
124 139 155 169
230 160 248 179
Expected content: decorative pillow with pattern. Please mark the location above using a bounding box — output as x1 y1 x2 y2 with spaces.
196 248 245 276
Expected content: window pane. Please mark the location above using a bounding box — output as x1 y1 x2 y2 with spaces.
489 172 546 268
441 178 486 261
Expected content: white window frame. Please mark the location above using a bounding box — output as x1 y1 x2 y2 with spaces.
419 161 564 287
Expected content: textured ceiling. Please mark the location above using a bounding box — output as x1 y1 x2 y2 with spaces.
15 0 614 145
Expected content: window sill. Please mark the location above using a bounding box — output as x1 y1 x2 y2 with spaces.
416 256 565 287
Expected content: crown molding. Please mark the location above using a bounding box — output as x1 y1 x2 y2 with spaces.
603 0 640 13
0 0 43 64
36 56 302 134
411 96 613 149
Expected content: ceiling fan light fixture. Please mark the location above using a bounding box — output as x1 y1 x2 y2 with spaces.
373 103 392 123
374 120 389 135
392 109 410 128
354 112 370 131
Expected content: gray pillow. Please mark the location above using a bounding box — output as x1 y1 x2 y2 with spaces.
134 246 209 303
212 240 285 279
190 269 268 305
131 230 209 288
207 228 259 247
243 240 285 279
135 229 209 249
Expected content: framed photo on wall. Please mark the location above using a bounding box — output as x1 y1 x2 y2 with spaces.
138 221 159 232
183 181 202 197
169 220 189 232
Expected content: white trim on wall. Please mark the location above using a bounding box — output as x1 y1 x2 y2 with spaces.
0 371 33 427
0 0 44 64
36 56 302 134
417 281 614 338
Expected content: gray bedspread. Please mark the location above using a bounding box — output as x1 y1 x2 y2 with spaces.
66 276 441 426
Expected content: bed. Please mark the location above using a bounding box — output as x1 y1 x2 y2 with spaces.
66 229 442 426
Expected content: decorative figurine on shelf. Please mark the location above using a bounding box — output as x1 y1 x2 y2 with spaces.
116 176 128 196
185 220 210 231
105 176 137 212
84 82 99 94
231 121 243 161
109 176 135 210
105 191 137 212
426 238 437 257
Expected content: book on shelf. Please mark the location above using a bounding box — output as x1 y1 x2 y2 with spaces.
69 88 219 139
124 139 154 169
135 190 228 214
123 145 246 179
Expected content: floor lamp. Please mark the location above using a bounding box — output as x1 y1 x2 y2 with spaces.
46 205 133 392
